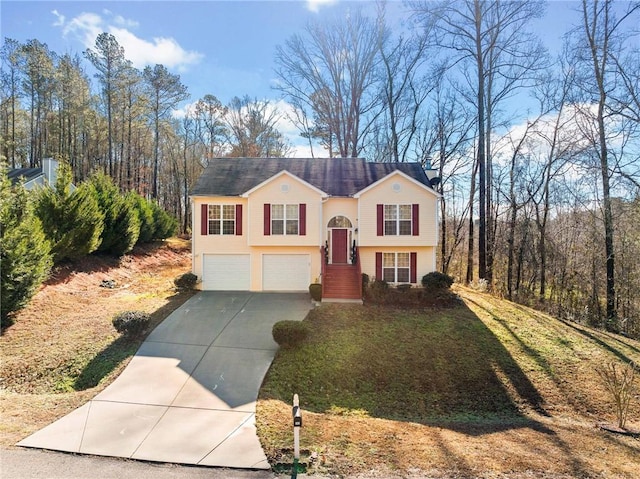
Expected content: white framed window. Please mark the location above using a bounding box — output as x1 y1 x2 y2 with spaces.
384 204 412 236
272 204 299 235
383 252 411 283
208 204 235 235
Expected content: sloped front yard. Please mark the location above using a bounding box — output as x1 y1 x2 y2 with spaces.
0 239 193 446
257 287 640 478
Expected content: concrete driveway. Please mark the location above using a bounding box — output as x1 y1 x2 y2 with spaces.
18 292 312 470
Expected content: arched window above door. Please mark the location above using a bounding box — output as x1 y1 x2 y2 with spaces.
328 216 352 228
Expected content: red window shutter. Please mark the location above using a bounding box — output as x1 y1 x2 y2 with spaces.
201 204 208 235
412 204 419 236
377 204 384 236
299 203 306 236
235 204 243 236
410 252 417 283
263 203 271 235
376 252 382 280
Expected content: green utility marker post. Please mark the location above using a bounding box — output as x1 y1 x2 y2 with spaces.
292 393 302 478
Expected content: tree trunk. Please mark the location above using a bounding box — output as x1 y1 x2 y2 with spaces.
474 0 487 282
466 158 478 284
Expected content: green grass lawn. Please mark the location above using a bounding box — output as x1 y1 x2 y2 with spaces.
257 288 640 477
261 302 544 423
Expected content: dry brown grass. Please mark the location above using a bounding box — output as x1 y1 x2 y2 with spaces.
0 239 193 446
257 286 640 478
3 251 639 478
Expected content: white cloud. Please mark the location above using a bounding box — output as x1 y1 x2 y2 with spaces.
306 0 337 13
113 15 139 29
53 10 202 70
109 27 203 70
62 12 103 48
51 10 65 27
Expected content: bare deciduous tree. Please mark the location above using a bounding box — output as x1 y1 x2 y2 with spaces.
568 0 640 328
225 96 290 158
412 0 548 285
274 8 382 157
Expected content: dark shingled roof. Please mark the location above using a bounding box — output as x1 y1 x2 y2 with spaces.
8 167 43 184
190 158 434 197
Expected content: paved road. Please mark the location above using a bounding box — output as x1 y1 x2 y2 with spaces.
0 448 282 479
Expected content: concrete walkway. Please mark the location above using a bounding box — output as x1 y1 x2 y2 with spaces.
18 292 312 470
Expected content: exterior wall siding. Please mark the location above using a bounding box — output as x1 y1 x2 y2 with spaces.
192 196 250 281
359 246 435 284
357 174 438 247
191 169 438 291
246 175 323 247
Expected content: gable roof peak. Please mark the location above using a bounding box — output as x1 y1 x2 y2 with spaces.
190 157 435 197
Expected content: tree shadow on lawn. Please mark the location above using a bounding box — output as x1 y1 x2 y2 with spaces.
73 290 194 391
560 319 638 364
263 302 551 436
504 301 640 358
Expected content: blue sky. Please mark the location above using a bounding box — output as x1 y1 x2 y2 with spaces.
2 1 402 103
0 0 600 155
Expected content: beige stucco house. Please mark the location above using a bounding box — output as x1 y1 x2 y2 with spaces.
190 158 440 300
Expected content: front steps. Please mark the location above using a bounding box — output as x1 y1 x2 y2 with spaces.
322 264 362 301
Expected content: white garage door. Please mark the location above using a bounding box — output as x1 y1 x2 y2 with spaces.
202 254 250 290
263 254 310 291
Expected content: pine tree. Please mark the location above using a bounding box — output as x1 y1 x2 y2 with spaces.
35 162 104 262
130 192 155 243
90 173 140 256
1 167 52 327
150 201 178 240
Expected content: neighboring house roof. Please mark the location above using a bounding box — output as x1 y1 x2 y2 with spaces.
191 157 436 197
7 159 71 191
8 167 43 185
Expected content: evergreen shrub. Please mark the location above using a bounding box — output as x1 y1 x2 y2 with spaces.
174 272 197 290
150 201 178 240
91 173 140 256
112 311 150 338
35 162 104 262
1 170 52 326
131 192 155 243
421 272 454 290
272 320 310 348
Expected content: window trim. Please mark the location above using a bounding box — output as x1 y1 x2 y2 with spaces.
271 203 299 236
200 203 243 236
377 204 419 236
384 204 412 236
382 252 411 283
207 204 236 235
376 251 418 284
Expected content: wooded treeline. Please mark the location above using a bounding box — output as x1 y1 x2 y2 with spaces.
0 33 291 233
1 0 639 337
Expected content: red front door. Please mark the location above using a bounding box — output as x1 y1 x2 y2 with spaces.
331 229 348 264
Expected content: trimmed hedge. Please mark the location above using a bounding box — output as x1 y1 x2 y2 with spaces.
112 311 150 338
174 272 198 290
273 320 310 348
421 272 454 290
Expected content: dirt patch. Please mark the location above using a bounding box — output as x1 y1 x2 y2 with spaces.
0 239 193 446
